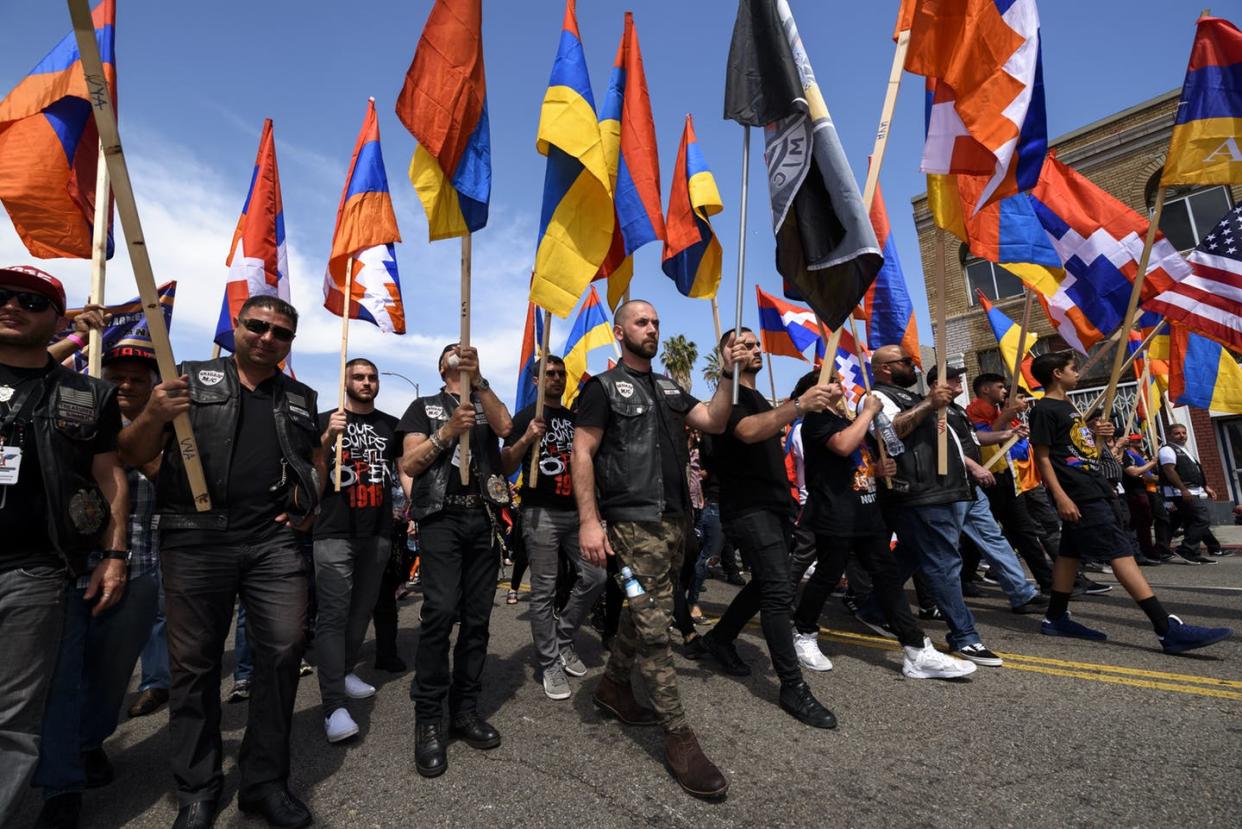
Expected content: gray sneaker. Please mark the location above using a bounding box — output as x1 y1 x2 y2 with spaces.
542 664 571 700
559 647 587 677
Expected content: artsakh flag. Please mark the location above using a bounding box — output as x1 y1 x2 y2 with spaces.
0 0 116 259
756 284 820 362
323 99 405 334
813 325 869 409
1162 15 1242 186
215 119 291 353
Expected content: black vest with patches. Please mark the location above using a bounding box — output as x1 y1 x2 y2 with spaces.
874 383 971 507
409 390 508 521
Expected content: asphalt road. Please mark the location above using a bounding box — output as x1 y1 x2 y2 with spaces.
13 547 1242 828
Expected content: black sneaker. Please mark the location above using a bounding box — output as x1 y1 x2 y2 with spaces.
840 592 862 616
701 632 751 676
1082 578 1113 595
961 581 985 598
1172 548 1207 565
1011 594 1049 614
917 606 944 622
951 643 1003 667
1208 549 1234 558
81 747 113 788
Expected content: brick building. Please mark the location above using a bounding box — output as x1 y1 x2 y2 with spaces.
912 90 1242 515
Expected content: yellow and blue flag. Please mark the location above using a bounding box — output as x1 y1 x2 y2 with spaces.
531 0 615 319
561 286 614 407
662 114 722 300
1171 322 1242 413
976 290 1038 387
1163 16 1242 186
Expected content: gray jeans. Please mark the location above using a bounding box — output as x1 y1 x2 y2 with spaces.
0 563 66 826
521 507 606 671
313 536 390 712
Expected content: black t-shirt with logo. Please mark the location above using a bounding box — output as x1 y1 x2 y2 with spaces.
1029 397 1115 503
714 384 794 518
802 410 883 537
507 403 576 510
0 360 121 571
315 409 400 539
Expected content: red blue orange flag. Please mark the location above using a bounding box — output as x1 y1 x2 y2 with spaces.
0 0 115 259
596 12 665 308
1163 15 1242 186
861 182 921 366
756 285 819 362
515 300 546 412
395 0 491 240
323 99 405 334
662 114 723 300
215 119 291 353
530 0 615 319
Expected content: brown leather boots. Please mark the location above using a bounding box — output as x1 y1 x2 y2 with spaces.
664 729 728 799
592 674 658 725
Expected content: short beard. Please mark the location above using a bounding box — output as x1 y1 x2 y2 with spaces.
891 371 918 388
346 390 375 404
623 335 657 359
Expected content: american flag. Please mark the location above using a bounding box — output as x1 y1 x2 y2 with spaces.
1146 204 1242 352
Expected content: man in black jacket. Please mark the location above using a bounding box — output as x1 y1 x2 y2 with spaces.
120 295 324 829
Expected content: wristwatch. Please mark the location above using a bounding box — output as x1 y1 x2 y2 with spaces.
103 550 131 563
472 376 490 391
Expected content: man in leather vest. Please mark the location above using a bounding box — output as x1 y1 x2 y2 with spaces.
0 267 128 828
1159 423 1226 563
572 299 744 801
398 343 512 780
119 295 324 829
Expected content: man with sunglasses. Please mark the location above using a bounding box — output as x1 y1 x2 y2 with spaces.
120 295 324 829
501 354 606 702
0 267 129 828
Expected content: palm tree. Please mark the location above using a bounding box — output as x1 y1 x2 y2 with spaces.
661 334 698 390
702 349 722 389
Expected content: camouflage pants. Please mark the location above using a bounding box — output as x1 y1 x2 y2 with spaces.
603 518 687 733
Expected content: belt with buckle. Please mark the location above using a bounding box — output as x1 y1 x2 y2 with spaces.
443 494 483 509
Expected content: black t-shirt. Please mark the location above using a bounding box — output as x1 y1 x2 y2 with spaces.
0 360 122 571
506 403 576 510
576 366 699 516
315 409 400 539
802 410 883 537
398 394 491 497
714 385 794 517
1029 397 1114 503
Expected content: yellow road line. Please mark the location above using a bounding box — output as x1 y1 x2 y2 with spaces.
1002 663 1242 701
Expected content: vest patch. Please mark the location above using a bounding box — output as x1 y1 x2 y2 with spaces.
616 381 634 399
425 405 446 420
198 369 225 386
55 387 96 424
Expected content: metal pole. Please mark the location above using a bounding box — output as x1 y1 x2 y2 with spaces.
731 125 750 405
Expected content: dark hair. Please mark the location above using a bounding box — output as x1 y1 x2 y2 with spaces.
791 370 818 400
719 326 755 351
1030 350 1076 387
238 295 298 329
346 357 377 373
972 372 1007 395
535 355 565 374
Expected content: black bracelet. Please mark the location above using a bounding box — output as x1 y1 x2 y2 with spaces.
103 550 130 562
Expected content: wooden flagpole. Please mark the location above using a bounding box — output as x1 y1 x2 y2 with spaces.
210 343 222 359
527 310 553 487
848 315 891 487
1146 372 1162 454
1123 359 1150 438
67 0 210 510
731 126 751 404
817 324 844 384
332 260 354 491
87 140 109 377
1008 289 1034 398
1075 327 1126 378
1080 321 1167 420
934 232 948 474
860 29 910 214
458 233 473 485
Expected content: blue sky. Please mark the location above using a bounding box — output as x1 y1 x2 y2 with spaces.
0 0 1215 413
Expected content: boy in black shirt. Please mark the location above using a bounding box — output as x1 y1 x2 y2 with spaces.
1029 351 1231 654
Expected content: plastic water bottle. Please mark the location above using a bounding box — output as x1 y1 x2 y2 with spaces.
621 567 645 599
874 409 906 457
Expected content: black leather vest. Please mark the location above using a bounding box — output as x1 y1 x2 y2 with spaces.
1161 443 1206 489
156 358 321 530
874 383 971 507
409 390 508 521
591 365 691 523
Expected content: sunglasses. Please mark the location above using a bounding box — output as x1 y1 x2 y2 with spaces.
0 288 54 313
239 317 296 342
543 369 567 378
875 356 915 367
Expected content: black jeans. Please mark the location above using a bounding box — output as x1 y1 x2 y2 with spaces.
373 532 402 662
796 533 924 648
411 507 498 722
985 477 1054 589
1175 498 1221 557
161 532 308 806
714 509 800 686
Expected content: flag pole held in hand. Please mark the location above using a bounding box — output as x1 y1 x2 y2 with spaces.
731 126 750 405
528 309 552 487
333 259 353 492
459 233 473 486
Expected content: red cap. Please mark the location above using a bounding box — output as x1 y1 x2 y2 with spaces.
0 265 66 313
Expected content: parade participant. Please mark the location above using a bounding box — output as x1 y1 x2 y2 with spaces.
399 343 512 779
792 382 977 681
501 354 606 701
119 295 323 829
1029 351 1232 653
1159 423 1228 562
693 328 838 729
315 358 401 743
1121 437 1163 565
0 268 128 828
867 345 1004 667
573 299 744 800
47 303 108 365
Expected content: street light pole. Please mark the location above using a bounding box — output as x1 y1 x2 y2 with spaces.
381 371 419 399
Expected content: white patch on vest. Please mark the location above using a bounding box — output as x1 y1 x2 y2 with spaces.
425 405 446 420
197 369 224 386
616 381 634 399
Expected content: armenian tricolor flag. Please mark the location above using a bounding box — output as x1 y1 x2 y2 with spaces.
1162 15 1242 186
976 290 1039 388
322 99 405 334
395 0 491 240
530 0 615 319
0 0 115 259
561 286 614 407
515 300 546 412
661 114 723 300
862 181 920 366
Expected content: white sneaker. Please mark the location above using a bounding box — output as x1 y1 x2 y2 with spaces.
324 707 359 743
902 638 978 680
793 632 833 672
344 673 376 700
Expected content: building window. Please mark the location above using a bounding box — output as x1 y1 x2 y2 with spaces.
1146 173 1233 251
965 258 1025 305
977 347 1007 377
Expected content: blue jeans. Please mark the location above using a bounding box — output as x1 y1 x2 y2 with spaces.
690 501 723 604
886 502 982 650
34 570 160 796
962 488 1039 608
139 570 171 692
233 604 254 683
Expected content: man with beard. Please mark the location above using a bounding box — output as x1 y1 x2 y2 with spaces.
502 354 606 701
399 344 512 779
1159 423 1227 563
120 295 324 829
0 267 128 827
693 328 838 730
573 300 744 800
315 358 401 743
867 345 1004 668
